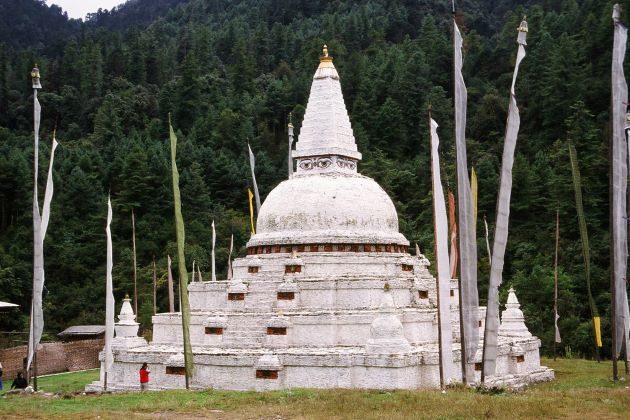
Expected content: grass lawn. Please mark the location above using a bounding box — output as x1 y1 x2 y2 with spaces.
0 358 628 419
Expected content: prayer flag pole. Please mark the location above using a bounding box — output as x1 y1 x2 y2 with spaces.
482 16 528 381
153 255 157 315
169 116 194 388
132 209 138 317
288 112 294 179
554 208 561 360
453 8 479 384
167 254 175 312
611 4 629 380
104 196 115 390
248 144 261 213
429 108 455 387
211 220 217 281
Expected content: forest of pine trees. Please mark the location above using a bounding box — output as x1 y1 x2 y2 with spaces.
0 0 628 359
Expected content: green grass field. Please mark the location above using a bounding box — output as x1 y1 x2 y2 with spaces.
0 359 628 419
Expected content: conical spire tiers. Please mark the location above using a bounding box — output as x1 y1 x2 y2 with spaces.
499 288 532 338
293 45 362 169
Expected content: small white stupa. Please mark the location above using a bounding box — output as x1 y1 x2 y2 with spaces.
89 47 553 391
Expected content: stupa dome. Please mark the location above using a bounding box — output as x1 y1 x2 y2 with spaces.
247 46 408 249
249 174 406 246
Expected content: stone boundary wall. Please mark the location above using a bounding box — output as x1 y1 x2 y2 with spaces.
0 339 103 382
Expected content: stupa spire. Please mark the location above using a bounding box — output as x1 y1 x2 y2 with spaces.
293 45 361 174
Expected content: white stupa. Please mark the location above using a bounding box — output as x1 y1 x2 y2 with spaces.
89 47 553 391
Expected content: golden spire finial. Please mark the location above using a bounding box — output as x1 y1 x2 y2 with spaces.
288 111 294 129
320 44 333 64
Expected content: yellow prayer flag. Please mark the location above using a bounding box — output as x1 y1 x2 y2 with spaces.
248 188 256 235
471 167 478 228
593 316 602 347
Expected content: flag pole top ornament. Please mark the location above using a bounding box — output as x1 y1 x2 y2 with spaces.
31 64 41 89
517 16 528 45
288 111 294 129
613 4 621 22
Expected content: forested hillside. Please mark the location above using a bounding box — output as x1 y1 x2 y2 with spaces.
0 0 627 359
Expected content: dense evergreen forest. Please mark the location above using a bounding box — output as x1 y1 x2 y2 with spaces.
0 0 628 359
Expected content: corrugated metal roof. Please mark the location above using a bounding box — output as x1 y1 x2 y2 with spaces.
58 325 106 336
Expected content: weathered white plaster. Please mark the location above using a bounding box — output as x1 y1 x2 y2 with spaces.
249 174 408 247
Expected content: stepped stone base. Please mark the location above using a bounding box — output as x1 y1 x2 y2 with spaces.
88 338 553 391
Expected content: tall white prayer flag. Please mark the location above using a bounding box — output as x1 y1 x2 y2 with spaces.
27 85 58 372
554 209 561 346
288 116 294 179
611 4 630 359
211 220 217 282
454 19 479 372
105 196 115 373
248 143 261 213
227 234 234 280
41 136 58 237
167 254 175 312
483 215 492 265
430 117 455 385
483 17 528 379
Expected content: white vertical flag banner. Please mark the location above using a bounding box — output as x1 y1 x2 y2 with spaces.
454 20 479 366
40 136 58 237
555 313 562 343
248 143 261 213
288 117 294 179
28 90 42 372
612 5 630 358
167 254 175 312
483 215 492 265
105 196 115 372
430 118 455 384
27 88 57 372
191 260 196 282
197 265 203 282
211 220 217 282
483 17 528 378
227 234 234 280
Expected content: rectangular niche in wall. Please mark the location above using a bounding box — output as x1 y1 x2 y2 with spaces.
285 265 302 274
418 290 429 299
516 355 525 363
256 370 278 379
228 293 245 301
402 264 414 272
205 327 223 335
248 266 259 273
267 327 287 335
166 366 186 375
277 292 295 300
